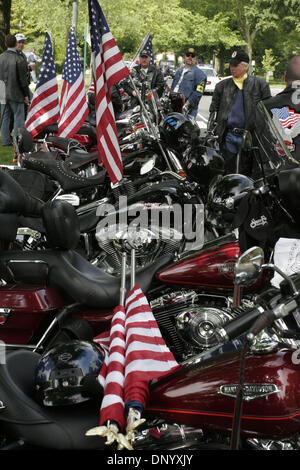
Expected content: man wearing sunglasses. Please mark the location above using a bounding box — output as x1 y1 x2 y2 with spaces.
171 47 207 118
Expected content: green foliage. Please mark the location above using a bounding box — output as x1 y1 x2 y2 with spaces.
261 49 279 72
7 0 300 78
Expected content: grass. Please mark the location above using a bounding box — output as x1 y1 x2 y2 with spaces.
0 136 16 165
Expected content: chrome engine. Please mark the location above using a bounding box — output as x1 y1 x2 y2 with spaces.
149 290 248 361
96 224 182 273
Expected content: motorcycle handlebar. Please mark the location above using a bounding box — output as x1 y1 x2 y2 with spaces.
217 297 299 344
216 306 265 343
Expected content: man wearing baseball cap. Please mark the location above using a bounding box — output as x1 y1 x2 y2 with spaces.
123 49 165 107
171 47 207 118
15 32 32 116
0 34 30 146
209 49 271 176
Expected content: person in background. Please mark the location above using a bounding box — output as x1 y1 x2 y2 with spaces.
171 47 206 119
123 49 165 107
208 50 271 176
15 32 33 120
0 34 30 146
262 55 300 162
27 47 40 84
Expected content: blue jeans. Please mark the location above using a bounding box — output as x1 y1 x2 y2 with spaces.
225 132 243 154
1 100 25 146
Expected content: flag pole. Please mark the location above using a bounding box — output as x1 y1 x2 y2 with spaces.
130 33 149 70
128 75 172 171
83 23 88 83
120 251 127 306
130 248 136 290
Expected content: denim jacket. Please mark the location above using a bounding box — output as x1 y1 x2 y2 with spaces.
171 65 206 117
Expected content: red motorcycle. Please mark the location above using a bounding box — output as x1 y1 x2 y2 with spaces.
0 170 265 358
0 246 299 450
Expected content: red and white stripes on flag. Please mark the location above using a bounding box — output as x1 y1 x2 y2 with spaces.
57 29 89 138
88 0 130 184
94 305 126 431
25 32 59 138
124 284 179 410
93 284 179 430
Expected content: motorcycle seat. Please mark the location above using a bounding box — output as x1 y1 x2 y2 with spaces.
66 150 99 170
22 152 106 191
0 349 103 449
46 135 85 153
0 250 173 309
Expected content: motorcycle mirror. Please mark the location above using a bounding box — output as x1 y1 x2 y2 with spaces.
140 156 156 175
234 246 264 286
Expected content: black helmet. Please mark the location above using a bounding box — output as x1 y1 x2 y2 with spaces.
186 145 224 186
160 113 199 150
34 340 106 406
206 174 254 230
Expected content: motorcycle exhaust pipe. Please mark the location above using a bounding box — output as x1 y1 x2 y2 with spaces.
133 422 204 450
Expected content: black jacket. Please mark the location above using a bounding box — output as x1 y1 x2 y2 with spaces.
209 75 271 142
0 50 30 103
123 64 165 98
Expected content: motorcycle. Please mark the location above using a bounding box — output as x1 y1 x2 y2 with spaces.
1 245 300 450
0 166 265 361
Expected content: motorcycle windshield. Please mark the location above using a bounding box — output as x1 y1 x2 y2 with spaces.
253 101 300 177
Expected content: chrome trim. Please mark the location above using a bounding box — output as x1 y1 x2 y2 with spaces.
76 197 109 215
7 260 48 264
17 227 41 238
218 383 280 401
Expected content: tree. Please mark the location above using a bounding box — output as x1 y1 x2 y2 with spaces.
0 0 11 52
261 49 279 82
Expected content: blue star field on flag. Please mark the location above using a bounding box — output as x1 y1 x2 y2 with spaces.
36 32 56 87
62 29 83 85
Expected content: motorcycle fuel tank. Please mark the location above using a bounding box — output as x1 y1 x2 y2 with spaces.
0 285 66 344
146 348 300 439
157 240 265 293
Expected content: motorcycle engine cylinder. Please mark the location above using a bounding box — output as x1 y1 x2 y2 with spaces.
176 306 233 349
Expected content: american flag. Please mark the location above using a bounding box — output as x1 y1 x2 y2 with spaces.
130 33 155 69
88 0 130 184
271 106 300 128
93 284 179 435
96 305 126 431
25 32 59 137
57 29 89 138
124 284 179 415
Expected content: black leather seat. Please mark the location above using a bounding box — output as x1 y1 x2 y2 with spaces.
22 153 106 191
66 150 99 170
0 350 103 449
0 199 173 308
0 249 173 308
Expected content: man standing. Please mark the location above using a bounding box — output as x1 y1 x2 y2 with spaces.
15 33 31 85
123 49 165 106
209 50 271 175
171 47 206 118
0 34 30 146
